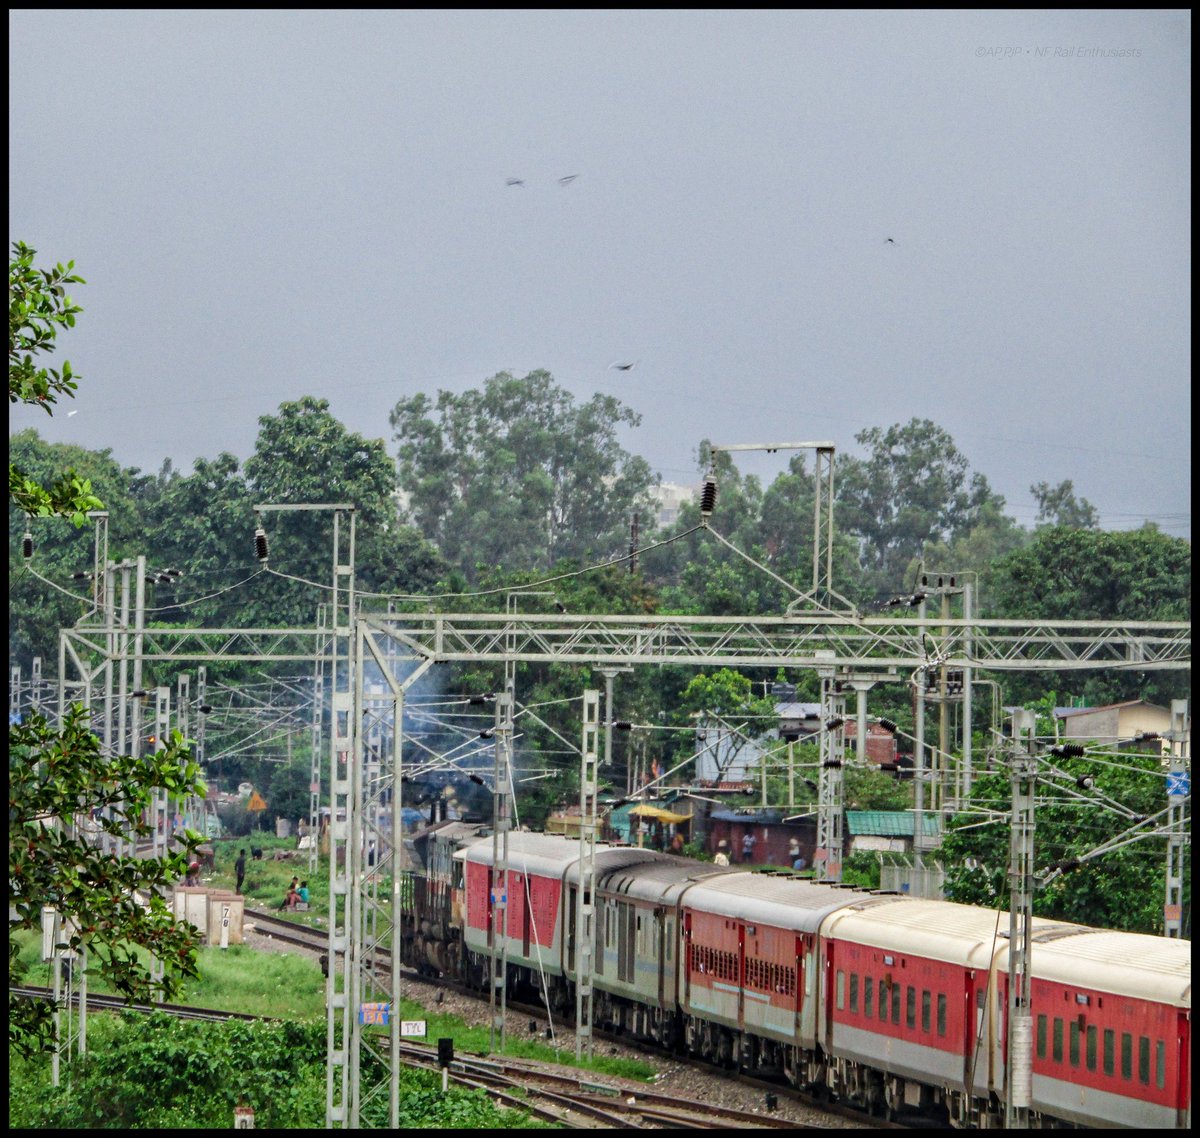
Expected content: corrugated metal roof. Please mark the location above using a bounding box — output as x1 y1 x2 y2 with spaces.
846 810 941 837
776 702 822 717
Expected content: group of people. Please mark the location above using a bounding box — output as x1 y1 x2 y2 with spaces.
281 876 310 911
232 849 309 910
711 833 806 871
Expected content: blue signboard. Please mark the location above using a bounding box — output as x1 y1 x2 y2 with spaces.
1166 771 1189 798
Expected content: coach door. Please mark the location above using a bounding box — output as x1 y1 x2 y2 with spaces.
794 935 805 1030
736 922 746 1030
683 912 693 1003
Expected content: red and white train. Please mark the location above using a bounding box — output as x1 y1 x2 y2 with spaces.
403 828 1190 1129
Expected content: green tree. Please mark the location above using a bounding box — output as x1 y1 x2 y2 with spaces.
8 431 147 670
940 748 1173 933
1030 479 1099 529
678 669 778 782
836 419 1004 596
983 525 1190 706
9 710 206 1056
8 242 102 523
390 370 657 580
8 243 205 1057
243 396 447 625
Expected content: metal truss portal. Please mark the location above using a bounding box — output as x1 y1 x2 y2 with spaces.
359 611 1189 672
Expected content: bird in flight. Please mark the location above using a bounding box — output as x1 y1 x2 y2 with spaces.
506 178 525 187
885 237 895 244
609 360 638 371
558 174 578 186
67 409 79 417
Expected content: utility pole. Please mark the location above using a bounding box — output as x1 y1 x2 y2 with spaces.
813 653 847 882
1006 708 1037 1129
489 689 514 1053
575 688 600 1061
1164 699 1190 937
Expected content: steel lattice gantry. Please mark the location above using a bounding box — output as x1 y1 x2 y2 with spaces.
56 608 1190 1128
364 611 1190 672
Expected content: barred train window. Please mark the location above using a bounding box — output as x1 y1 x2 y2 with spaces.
1086 1025 1097 1071
937 993 947 1037
836 970 845 1010
1156 1040 1165 1090
892 984 901 1025
1121 1032 1133 1081
879 979 888 1021
864 977 874 1020
921 989 931 1033
1053 1018 1063 1063
1037 1016 1047 1059
1138 1036 1150 1085
1103 1029 1115 1076
1069 1021 1080 1067
906 986 916 1029
849 973 858 1014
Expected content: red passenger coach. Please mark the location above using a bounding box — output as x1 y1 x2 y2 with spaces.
679 873 882 1081
820 898 1086 1123
1025 928 1191 1128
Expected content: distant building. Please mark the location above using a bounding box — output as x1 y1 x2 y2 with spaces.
1054 700 1172 751
846 810 941 855
651 481 697 528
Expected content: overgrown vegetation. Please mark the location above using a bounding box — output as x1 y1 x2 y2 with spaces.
8 1012 554 1128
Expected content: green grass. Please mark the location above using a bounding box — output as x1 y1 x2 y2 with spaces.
14 926 656 1082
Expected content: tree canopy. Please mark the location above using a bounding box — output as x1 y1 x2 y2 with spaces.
836 419 1005 597
390 370 657 580
8 242 205 1058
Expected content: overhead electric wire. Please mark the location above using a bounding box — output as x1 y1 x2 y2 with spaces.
261 523 706 603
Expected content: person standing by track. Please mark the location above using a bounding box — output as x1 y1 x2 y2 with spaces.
235 848 247 894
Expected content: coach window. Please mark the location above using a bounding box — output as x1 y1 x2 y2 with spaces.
1103 1028 1115 1076
1069 1021 1080 1067
849 973 858 1014
1121 1032 1133 1080
879 979 889 1021
921 989 931 1033
905 986 916 1029
1052 1018 1063 1063
891 984 901 1025
1155 1040 1165 1089
1086 1025 1097 1071
864 976 874 1020
937 993 947 1037
1037 1015 1047 1059
1138 1036 1150 1085
836 970 845 1010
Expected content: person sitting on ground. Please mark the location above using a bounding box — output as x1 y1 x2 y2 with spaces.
281 876 300 910
297 881 310 906
713 840 730 867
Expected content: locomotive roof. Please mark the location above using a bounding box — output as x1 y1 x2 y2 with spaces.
681 871 882 933
824 897 1086 968
459 831 650 877
1020 927 1192 1007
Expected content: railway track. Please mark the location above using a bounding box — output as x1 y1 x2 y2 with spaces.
392 1041 807 1128
244 908 895 1128
10 984 264 1023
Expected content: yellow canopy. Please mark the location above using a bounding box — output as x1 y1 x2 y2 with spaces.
628 804 693 824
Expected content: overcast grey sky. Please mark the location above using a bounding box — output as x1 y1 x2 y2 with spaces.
9 10 1191 537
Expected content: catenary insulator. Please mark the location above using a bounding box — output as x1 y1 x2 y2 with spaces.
699 477 717 519
22 532 33 559
254 526 269 563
